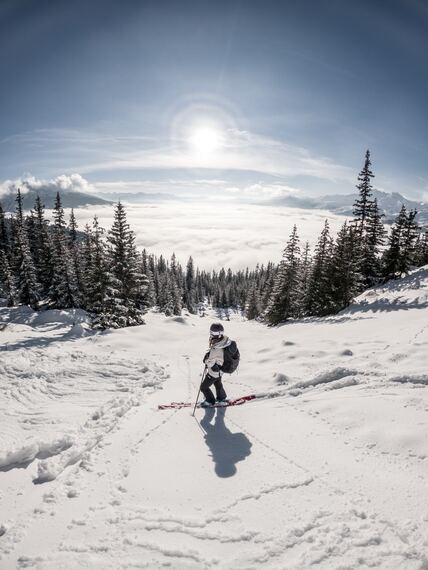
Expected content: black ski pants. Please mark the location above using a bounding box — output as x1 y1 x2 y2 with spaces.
201 373 227 404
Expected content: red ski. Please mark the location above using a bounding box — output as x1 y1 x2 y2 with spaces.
158 395 257 410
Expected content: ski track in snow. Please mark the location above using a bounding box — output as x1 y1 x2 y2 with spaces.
1 267 428 569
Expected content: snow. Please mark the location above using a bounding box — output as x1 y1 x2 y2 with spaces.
1 266 428 568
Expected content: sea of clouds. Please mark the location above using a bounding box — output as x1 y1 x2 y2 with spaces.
62 202 347 270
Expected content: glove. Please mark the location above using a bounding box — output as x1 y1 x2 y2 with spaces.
211 363 221 372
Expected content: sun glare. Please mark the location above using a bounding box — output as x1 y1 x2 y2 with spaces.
188 126 223 154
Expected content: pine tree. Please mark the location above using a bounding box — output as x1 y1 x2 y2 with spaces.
245 283 261 320
363 197 386 286
260 262 276 312
414 231 428 267
49 192 81 308
104 202 146 327
352 150 385 287
68 208 84 296
398 208 419 275
184 256 196 313
157 272 175 316
353 150 375 235
15 188 24 228
141 260 156 310
265 225 301 325
0 202 9 259
305 220 333 316
299 242 311 311
15 225 41 309
381 205 418 280
329 222 363 311
32 196 53 296
0 250 17 306
85 218 111 327
80 223 93 308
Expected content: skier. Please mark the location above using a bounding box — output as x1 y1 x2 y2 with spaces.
200 322 240 407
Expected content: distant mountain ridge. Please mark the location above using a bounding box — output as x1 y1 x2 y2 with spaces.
270 189 428 225
0 187 111 212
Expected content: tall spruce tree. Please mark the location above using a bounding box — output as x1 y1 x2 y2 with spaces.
184 256 196 312
85 217 112 327
353 150 375 235
414 231 428 267
265 225 301 325
104 202 146 327
245 282 261 320
0 250 17 306
381 205 419 280
305 220 333 316
15 225 41 309
0 203 9 259
329 222 362 311
352 150 385 287
49 192 81 308
68 208 84 296
398 208 419 275
32 196 53 296
363 197 386 286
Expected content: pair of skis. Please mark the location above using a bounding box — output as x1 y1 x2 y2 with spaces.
158 394 256 410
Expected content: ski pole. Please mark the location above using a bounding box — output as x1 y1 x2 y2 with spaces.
192 365 207 416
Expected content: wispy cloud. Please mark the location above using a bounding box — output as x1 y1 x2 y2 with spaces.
77 128 354 183
2 127 354 187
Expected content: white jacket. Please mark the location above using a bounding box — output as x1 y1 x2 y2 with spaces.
204 336 232 378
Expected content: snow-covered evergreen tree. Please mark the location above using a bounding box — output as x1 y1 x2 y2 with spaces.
0 203 9 259
103 202 146 328
363 197 386 285
329 222 362 311
0 249 17 306
353 150 375 235
265 225 301 325
299 242 311 312
82 217 112 328
382 205 418 280
48 193 81 309
15 188 24 228
305 220 333 316
32 195 53 296
15 225 41 309
414 231 428 267
398 208 419 275
67 208 84 297
245 282 261 320
184 256 196 313
352 151 385 287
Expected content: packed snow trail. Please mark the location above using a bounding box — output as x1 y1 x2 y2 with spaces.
1 267 428 569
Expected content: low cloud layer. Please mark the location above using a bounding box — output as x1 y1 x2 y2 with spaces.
58 202 348 271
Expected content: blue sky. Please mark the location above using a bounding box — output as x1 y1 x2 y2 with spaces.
1 0 427 200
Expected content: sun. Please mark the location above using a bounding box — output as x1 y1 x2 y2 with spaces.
188 126 223 154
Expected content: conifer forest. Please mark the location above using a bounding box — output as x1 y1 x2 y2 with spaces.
1 151 427 329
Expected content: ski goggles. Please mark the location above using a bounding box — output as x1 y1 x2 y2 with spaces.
210 331 224 338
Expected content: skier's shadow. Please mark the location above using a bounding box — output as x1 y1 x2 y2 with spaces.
200 407 252 478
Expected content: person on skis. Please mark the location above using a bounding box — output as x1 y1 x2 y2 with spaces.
200 322 240 407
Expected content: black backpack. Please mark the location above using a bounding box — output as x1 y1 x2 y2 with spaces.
222 341 240 374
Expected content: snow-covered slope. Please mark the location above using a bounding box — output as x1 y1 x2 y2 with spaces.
1 268 428 569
